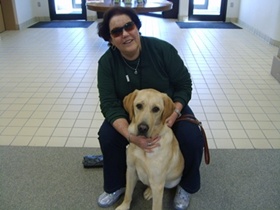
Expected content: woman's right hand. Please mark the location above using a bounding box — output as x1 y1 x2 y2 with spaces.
130 134 161 153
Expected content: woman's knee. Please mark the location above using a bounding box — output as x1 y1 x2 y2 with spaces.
98 120 128 150
174 123 204 150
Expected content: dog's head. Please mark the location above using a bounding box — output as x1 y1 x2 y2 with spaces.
123 89 175 137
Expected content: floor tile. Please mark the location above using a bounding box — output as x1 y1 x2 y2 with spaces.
47 137 67 147
251 139 272 149
232 138 254 149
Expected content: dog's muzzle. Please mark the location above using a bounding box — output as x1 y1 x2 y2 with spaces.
137 123 149 136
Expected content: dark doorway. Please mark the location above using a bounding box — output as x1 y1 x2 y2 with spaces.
188 0 228 21
48 0 87 20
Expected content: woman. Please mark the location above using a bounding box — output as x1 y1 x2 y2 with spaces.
97 7 204 210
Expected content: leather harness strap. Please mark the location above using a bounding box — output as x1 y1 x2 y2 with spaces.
176 114 210 165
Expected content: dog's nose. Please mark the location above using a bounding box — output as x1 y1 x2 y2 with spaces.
138 123 149 135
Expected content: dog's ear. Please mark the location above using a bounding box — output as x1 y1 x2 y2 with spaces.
162 93 175 123
123 90 139 121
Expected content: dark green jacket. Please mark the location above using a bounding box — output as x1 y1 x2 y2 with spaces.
97 36 192 124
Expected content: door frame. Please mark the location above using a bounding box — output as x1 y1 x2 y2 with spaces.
188 0 228 21
48 0 87 20
0 2 5 32
0 0 17 30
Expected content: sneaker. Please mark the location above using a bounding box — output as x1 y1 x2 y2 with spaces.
173 186 190 210
98 188 125 208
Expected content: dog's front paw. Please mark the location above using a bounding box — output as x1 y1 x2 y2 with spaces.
143 187 153 200
115 203 130 210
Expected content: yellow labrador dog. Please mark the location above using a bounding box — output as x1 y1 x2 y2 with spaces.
116 89 184 210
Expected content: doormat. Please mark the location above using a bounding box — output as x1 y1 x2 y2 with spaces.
176 22 242 29
29 21 94 28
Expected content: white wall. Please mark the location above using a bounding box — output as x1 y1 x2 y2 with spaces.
238 0 280 44
226 0 240 19
13 0 96 28
13 0 35 24
13 0 50 28
34 0 51 18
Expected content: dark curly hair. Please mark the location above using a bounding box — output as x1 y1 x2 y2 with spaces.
97 7 142 43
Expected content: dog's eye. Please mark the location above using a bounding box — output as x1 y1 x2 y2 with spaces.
136 103 143 110
152 106 160 113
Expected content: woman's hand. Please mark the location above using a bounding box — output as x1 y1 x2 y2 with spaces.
165 111 178 128
129 134 161 153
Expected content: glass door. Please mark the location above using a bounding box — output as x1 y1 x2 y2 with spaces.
188 0 228 21
48 0 87 20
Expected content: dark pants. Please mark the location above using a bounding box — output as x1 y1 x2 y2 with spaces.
98 105 204 194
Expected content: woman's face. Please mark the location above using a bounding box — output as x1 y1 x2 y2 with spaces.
109 14 141 60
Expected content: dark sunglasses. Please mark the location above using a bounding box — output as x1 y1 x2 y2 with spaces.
110 21 136 38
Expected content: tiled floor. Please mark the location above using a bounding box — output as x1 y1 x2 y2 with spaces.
0 16 279 149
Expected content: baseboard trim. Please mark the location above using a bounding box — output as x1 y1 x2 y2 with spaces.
238 19 280 47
